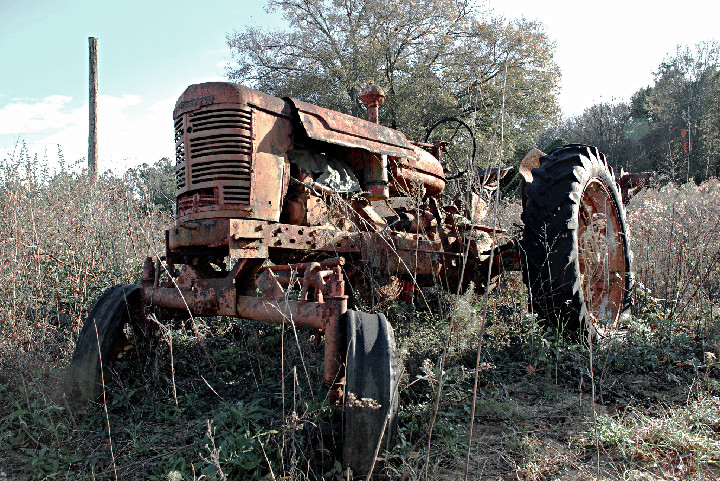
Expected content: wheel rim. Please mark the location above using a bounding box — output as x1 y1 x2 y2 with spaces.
578 180 626 329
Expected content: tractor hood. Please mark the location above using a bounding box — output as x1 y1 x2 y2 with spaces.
287 97 417 159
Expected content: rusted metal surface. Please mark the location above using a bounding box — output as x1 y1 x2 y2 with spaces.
261 256 346 272
143 250 349 390
143 256 346 323
364 153 390 200
360 231 444 278
389 146 446 197
230 221 361 255
287 97 417 159
143 264 237 316
617 170 652 204
579 179 627 326
168 219 230 250
359 84 385 124
166 83 521 315
174 83 292 222
236 294 347 386
114 80 655 470
162 81 642 404
174 82 291 118
141 257 155 287
235 297 332 329
242 260 348 389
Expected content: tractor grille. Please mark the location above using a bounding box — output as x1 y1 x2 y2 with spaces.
175 165 186 190
188 108 253 196
189 134 252 159
223 185 251 205
174 117 186 190
175 105 254 217
177 188 219 212
188 107 252 133
174 117 185 165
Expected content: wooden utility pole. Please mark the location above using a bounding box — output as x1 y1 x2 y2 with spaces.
89 37 98 179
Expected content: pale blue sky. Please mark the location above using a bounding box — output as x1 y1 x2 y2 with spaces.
0 0 282 171
1 0 718 172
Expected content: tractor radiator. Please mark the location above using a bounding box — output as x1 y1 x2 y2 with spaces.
174 105 254 218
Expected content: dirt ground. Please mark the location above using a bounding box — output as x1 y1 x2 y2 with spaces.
441 372 719 481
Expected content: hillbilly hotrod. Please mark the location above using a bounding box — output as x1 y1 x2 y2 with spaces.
66 81 644 475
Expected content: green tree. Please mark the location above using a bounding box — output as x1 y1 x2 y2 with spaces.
546 42 720 182
645 42 720 181
124 157 175 212
226 0 560 168
553 102 635 169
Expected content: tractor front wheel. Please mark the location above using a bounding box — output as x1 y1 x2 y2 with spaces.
64 284 144 402
343 310 399 477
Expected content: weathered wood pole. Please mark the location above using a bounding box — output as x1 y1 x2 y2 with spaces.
89 37 98 179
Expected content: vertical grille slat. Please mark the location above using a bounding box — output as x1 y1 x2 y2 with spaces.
174 117 186 191
174 117 185 166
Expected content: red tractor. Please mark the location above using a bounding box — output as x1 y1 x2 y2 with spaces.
66 82 638 476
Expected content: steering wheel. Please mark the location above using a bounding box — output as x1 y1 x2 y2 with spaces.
423 117 476 180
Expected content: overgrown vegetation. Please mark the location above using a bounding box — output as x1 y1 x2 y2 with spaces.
1 140 719 480
0 146 170 374
4 2 720 475
3 19 720 476
544 41 720 182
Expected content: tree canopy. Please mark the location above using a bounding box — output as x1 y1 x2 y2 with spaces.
226 0 561 167
124 157 175 212
547 41 720 182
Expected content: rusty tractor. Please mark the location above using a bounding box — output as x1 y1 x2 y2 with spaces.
65 82 643 476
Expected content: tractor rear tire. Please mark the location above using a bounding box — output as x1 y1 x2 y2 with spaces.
521 145 633 341
343 310 399 477
64 284 142 402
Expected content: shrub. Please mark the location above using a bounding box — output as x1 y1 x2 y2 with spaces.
628 179 720 325
0 149 171 374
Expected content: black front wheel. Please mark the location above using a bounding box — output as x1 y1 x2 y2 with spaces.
343 310 399 477
64 284 143 402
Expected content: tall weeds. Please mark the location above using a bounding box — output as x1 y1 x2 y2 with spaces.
628 179 720 324
0 149 170 374
1 138 719 479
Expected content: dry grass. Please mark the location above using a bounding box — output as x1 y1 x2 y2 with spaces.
1 143 719 480
628 178 720 323
0 150 170 375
